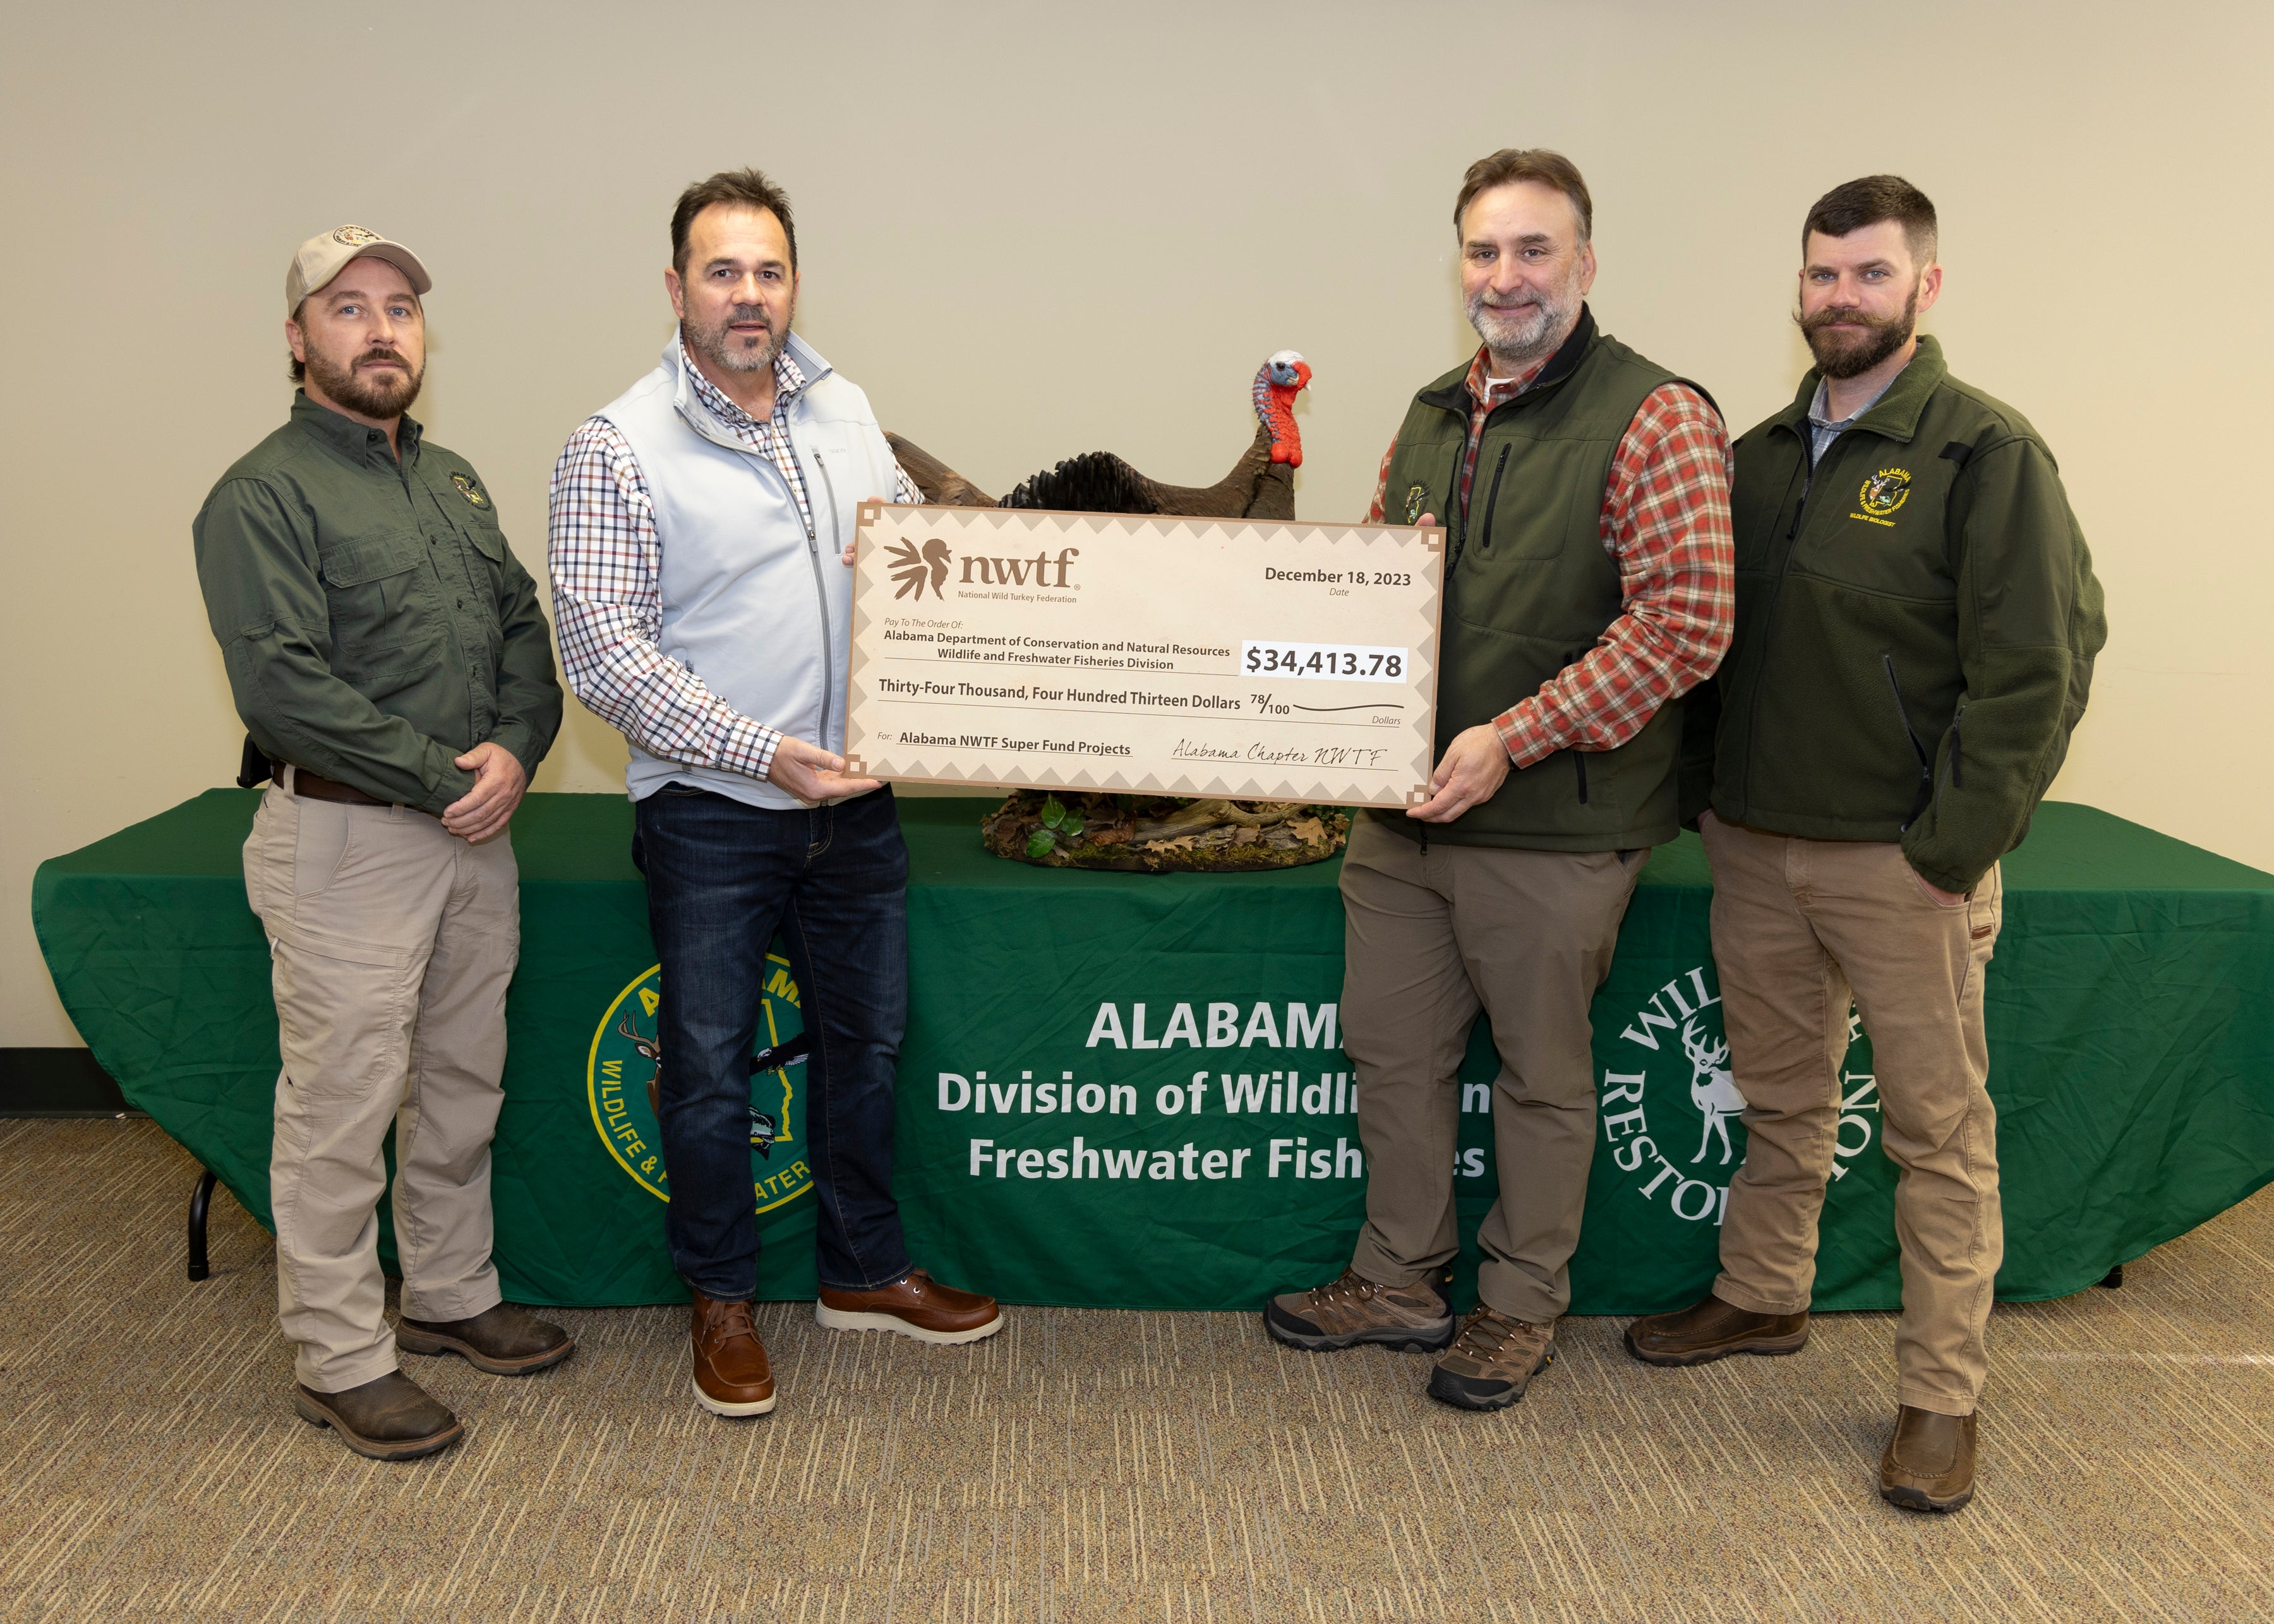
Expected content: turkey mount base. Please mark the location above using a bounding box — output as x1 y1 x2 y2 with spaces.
886 351 1348 873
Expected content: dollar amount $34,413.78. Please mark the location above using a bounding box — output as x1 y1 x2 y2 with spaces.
1240 642 1407 681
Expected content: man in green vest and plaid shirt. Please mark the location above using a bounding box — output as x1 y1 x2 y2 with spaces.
1265 150 1736 1410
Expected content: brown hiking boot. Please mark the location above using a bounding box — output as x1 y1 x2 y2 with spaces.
399 1302 575 1376
1624 1291 1810 1366
691 1291 777 1417
1427 1306 1556 1411
1880 1406 1978 1512
1264 1266 1454 1353
292 1371 463 1462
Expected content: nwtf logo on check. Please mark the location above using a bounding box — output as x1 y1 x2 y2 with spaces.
886 537 1081 599
1597 965 1880 1225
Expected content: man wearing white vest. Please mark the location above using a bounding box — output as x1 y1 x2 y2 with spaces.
550 169 1001 1419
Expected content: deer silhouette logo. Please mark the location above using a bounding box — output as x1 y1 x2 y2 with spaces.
1681 1015 1748 1165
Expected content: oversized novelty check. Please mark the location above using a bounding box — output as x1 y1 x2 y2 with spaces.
843 504 1444 808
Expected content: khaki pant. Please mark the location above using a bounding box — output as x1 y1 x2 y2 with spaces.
1339 817 1643 1324
242 775 519 1393
1702 815 2004 1416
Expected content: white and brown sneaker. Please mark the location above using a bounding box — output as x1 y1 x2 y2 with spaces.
1426 1306 1556 1411
1264 1266 1455 1353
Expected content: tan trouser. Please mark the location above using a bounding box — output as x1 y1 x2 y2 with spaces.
242 774 519 1393
1339 817 1643 1324
1702 815 2004 1416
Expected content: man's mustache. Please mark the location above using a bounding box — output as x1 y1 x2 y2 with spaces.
353 348 412 371
1800 304 1901 335
725 305 773 330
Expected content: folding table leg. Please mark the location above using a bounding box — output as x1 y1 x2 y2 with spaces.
187 1167 220 1282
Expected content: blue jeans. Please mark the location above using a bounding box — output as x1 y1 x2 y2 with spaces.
631 783 913 1299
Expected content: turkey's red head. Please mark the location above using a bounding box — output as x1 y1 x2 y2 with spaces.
1255 349 1311 469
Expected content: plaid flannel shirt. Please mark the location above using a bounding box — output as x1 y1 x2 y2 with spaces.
1367 347 1734 769
548 334 920 783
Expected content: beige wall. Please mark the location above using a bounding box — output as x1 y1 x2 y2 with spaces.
5 1 2269 1048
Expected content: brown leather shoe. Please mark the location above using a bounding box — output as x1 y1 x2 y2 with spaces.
292 1371 463 1462
815 1268 1002 1345
690 1292 777 1417
399 1302 575 1376
1880 1405 1978 1512
1624 1291 1809 1366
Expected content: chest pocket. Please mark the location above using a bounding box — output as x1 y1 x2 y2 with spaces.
1793 453 1961 604
1466 436 1600 565
317 531 443 676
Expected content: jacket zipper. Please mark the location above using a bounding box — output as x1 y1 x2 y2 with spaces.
1476 444 1512 553
791 434 836 755
1565 648 1589 803
1736 442 1814 816
1946 705 1964 790
1881 653 1934 829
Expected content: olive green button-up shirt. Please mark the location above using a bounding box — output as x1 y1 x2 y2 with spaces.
193 394 562 815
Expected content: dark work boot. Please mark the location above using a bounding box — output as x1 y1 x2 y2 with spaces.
1623 1292 1810 1367
399 1303 575 1376
1880 1406 1978 1512
293 1371 463 1462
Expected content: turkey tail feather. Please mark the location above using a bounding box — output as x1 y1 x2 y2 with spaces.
1001 452 1161 515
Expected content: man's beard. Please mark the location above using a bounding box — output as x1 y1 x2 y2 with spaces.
1796 280 1920 380
306 344 424 416
685 300 790 376
1467 274 1582 370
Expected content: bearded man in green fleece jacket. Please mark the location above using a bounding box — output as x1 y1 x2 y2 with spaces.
1623 177 2106 1516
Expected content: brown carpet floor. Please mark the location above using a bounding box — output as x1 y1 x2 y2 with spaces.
1 1117 2270 1623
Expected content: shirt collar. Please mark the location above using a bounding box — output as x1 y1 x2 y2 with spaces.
1808 370 1901 433
1464 347 1551 410
675 330 810 428
289 390 420 463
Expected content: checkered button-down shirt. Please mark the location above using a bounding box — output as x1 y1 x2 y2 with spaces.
1367 345 1735 769
548 334 921 783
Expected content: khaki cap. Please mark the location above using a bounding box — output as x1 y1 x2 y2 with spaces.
284 224 432 316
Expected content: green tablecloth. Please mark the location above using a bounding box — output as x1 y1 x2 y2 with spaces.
32 792 2274 1313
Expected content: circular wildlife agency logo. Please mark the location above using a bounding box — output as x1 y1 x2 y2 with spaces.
586 954 814 1213
1858 466 1912 517
1600 964 1880 1225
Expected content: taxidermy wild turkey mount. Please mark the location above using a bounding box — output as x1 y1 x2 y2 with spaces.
887 351 1352 873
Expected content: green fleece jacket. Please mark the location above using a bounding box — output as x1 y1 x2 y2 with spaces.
1690 337 2106 893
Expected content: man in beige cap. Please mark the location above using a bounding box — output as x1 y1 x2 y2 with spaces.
193 226 570 1462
